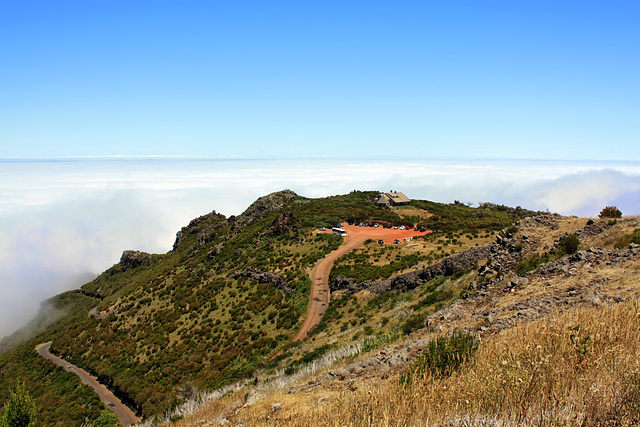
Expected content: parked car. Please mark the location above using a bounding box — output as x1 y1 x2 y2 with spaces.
399 225 405 230
394 238 400 244
419 227 426 232
393 226 398 229
378 239 384 244
374 223 379 228
404 237 412 241
318 227 326 231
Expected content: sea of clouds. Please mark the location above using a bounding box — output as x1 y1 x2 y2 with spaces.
1 157 639 338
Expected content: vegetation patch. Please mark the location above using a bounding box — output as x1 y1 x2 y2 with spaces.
516 233 580 277
401 332 478 383
614 228 640 249
412 200 540 233
599 205 622 219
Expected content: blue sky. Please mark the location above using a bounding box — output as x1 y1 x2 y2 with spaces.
1 1 639 160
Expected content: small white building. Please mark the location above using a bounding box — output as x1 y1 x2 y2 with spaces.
332 227 347 237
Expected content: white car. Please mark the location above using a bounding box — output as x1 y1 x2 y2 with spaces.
399 225 405 230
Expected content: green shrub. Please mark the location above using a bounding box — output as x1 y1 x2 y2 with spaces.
599 206 622 218
401 313 426 334
559 233 580 255
89 410 120 427
516 252 552 277
1 381 36 427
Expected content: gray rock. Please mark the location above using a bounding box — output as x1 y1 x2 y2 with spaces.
119 250 152 271
230 268 294 295
334 245 491 295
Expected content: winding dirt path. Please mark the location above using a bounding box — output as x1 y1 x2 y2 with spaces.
36 342 141 426
292 224 433 341
292 236 366 341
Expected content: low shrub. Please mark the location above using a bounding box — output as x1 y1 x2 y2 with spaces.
505 225 518 235
599 206 622 218
559 233 579 255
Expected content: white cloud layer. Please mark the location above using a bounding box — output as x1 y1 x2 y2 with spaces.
1 158 639 338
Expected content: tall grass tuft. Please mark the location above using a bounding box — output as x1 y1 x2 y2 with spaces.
401 331 478 384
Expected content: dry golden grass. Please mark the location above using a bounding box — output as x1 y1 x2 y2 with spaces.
218 301 640 426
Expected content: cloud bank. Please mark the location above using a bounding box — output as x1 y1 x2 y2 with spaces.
1 158 639 338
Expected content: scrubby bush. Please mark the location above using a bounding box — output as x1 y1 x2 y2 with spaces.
89 410 120 427
401 313 427 335
516 252 552 277
599 206 622 218
1 381 36 427
559 233 580 255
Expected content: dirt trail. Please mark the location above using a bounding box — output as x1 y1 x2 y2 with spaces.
293 223 433 341
36 342 141 426
293 236 366 341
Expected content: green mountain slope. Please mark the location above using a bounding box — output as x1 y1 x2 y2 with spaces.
0 190 533 424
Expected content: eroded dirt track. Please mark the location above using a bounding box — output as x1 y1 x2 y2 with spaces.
293 224 432 341
292 237 366 341
36 342 141 426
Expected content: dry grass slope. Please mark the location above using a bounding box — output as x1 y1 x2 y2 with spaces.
230 301 640 426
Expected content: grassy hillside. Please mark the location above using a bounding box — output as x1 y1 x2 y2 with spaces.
0 190 540 423
167 216 640 426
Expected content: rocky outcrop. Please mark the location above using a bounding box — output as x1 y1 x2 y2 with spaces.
332 245 491 295
236 190 297 228
230 268 294 296
173 191 297 251
265 212 299 236
119 250 152 272
535 244 639 278
173 210 228 250
574 219 611 239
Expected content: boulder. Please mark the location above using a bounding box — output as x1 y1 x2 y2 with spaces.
119 250 152 272
230 268 294 296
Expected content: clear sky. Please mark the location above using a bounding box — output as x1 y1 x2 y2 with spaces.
1 0 639 160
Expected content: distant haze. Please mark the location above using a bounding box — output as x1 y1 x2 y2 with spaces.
1 157 639 339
